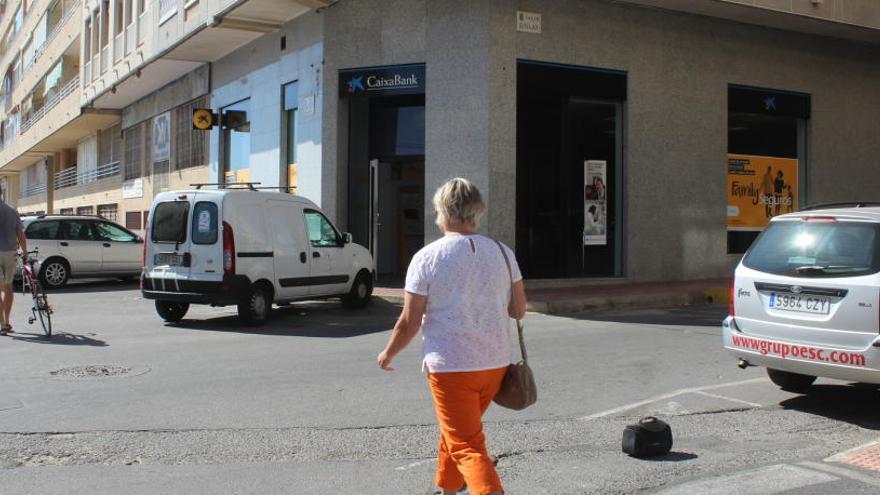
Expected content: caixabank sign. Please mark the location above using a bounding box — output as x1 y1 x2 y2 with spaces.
339 64 425 98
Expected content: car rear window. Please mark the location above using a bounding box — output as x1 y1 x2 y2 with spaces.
151 202 189 243
743 220 880 278
25 220 60 239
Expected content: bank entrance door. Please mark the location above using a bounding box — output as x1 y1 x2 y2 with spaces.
343 66 426 279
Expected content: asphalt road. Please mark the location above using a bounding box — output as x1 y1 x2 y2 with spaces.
1 281 879 494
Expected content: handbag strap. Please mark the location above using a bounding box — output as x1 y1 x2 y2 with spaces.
494 239 527 363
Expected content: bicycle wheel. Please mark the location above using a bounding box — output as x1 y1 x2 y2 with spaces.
33 285 52 337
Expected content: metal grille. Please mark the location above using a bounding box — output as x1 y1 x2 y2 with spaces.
173 96 209 171
97 203 118 222
123 122 143 180
76 206 94 216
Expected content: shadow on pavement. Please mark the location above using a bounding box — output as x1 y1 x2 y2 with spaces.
44 279 139 294
566 305 728 327
779 384 880 430
169 298 399 338
641 452 699 462
9 332 108 346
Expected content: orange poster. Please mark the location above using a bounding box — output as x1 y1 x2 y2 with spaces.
727 154 798 231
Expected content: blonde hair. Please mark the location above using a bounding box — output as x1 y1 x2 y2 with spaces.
433 178 486 229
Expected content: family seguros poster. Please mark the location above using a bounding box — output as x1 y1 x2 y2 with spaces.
727 154 798 231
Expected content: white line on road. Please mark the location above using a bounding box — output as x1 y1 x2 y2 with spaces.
799 461 880 488
695 390 763 408
394 458 436 471
579 377 769 420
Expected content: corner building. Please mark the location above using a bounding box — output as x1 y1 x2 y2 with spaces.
319 0 880 282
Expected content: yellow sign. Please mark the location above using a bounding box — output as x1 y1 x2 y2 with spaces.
192 108 215 130
727 154 798 231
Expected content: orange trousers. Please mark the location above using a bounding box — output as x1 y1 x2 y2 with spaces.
427 367 507 495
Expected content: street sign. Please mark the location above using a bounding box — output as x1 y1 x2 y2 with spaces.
192 108 216 130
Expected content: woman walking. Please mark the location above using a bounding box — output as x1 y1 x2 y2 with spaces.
377 178 527 495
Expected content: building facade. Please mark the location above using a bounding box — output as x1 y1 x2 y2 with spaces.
0 0 878 283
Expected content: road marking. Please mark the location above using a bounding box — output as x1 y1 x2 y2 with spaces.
579 377 768 420
653 464 836 495
824 440 880 463
395 458 436 471
695 390 763 408
799 461 880 488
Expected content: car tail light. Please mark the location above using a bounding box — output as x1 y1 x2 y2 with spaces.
802 216 837 223
142 225 148 267
223 221 235 275
729 278 735 317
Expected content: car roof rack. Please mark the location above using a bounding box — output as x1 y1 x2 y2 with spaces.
801 202 880 211
190 182 262 191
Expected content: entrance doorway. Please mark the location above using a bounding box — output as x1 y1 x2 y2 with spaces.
347 93 425 278
516 61 626 279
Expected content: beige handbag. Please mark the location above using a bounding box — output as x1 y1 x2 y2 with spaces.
492 240 537 411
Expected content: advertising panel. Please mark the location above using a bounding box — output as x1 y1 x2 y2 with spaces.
584 160 607 246
727 154 798 231
152 112 171 162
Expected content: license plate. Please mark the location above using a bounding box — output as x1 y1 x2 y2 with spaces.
154 253 184 266
769 292 830 315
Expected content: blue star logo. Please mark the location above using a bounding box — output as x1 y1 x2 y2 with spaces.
347 76 365 93
763 96 777 111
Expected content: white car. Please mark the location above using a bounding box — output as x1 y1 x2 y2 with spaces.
22 215 143 288
142 187 375 325
724 203 880 392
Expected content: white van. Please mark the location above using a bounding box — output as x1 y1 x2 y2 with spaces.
142 187 375 325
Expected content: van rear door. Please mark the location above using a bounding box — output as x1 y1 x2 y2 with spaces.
149 199 193 280
188 199 222 280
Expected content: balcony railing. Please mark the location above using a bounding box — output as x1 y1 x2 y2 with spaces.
24 0 82 72
19 76 79 134
54 161 120 190
21 183 48 198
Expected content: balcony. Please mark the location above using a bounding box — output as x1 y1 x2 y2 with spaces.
21 183 48 198
20 76 79 135
23 0 82 73
54 161 120 189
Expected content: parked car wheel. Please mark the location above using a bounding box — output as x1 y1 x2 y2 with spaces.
39 258 69 289
343 271 373 309
155 301 189 323
767 368 816 393
238 284 272 326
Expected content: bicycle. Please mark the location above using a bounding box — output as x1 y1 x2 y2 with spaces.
19 250 52 337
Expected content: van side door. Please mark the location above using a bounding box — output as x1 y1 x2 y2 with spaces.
303 209 350 296
268 201 310 300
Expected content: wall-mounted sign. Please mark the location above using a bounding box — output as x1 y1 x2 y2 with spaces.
728 85 810 119
192 108 216 130
339 64 425 98
727 154 798 231
122 178 144 199
517 11 542 34
152 112 171 162
583 160 607 246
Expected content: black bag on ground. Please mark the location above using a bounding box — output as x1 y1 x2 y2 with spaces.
622 416 673 458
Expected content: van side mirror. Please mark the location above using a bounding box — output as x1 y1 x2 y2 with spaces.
343 232 353 244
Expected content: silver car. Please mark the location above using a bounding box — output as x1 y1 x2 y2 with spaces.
723 204 880 392
22 215 143 288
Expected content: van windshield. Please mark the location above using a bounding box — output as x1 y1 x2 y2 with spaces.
743 220 880 278
152 201 190 243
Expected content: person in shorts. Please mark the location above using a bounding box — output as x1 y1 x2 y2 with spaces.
0 196 26 335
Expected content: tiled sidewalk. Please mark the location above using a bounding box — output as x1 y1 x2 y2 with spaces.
373 277 730 314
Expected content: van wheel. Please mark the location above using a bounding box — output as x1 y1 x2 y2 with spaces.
767 368 816 393
239 285 271 326
39 258 69 289
343 271 373 309
155 301 189 323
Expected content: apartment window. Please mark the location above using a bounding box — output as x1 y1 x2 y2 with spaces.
98 124 122 167
77 206 94 216
101 1 110 48
125 210 141 230
283 81 298 191
173 96 208 171
83 18 92 60
123 122 143 179
115 0 124 34
97 203 118 222
124 0 133 26
12 4 22 36
137 0 144 16
158 0 175 23
221 99 251 176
